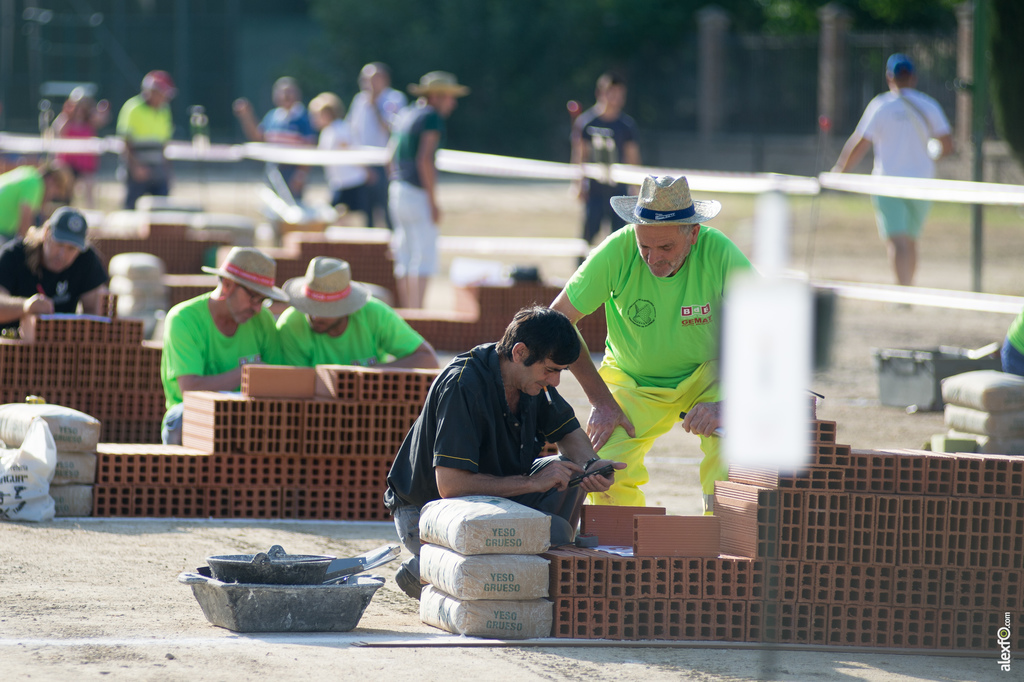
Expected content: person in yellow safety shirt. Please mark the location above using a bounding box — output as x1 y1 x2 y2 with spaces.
116 70 176 209
550 175 753 514
276 256 439 369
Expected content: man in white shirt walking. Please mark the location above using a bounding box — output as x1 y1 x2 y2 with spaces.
832 53 953 286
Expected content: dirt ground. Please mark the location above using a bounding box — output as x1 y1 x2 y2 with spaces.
2 174 1021 681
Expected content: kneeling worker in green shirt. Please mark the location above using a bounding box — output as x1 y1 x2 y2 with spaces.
160 247 288 444
277 257 439 369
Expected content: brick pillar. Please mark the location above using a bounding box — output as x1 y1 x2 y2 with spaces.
697 5 730 139
817 3 851 132
955 2 973 157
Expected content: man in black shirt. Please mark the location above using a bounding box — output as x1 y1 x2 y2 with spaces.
0 207 108 335
385 306 623 599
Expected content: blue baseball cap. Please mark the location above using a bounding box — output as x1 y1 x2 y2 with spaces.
49 207 88 251
886 53 914 77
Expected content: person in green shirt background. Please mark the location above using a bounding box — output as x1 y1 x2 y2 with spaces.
277 257 438 369
0 162 72 241
116 70 176 209
160 247 288 444
551 175 753 514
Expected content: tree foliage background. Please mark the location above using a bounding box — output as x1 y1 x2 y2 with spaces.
302 0 965 160
989 0 1024 165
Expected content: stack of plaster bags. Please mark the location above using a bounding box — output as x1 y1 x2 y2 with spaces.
942 370 1024 454
417 496 554 639
0 403 101 521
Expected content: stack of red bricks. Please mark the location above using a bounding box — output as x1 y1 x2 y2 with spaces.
91 222 233 275
0 316 163 443
91 364 438 520
545 418 1024 653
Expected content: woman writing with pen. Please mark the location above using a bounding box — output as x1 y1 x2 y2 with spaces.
0 207 108 338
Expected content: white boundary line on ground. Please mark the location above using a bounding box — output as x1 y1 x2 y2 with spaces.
0 633 445 648
53 516 393 527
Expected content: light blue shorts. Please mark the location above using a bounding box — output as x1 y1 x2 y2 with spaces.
871 195 931 240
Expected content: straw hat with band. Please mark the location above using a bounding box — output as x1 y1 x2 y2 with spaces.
408 71 470 98
201 246 288 302
283 257 370 318
611 175 721 226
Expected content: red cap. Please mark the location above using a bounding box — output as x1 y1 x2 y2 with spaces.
142 70 177 98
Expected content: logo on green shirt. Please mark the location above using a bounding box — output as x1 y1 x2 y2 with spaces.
627 299 655 327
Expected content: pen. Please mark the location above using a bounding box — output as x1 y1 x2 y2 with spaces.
543 387 553 405
678 410 725 437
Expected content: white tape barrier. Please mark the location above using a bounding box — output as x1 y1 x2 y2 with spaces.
438 235 591 258
813 279 1024 314
819 172 1024 206
1 132 821 195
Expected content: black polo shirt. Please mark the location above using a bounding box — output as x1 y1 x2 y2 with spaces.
384 343 581 510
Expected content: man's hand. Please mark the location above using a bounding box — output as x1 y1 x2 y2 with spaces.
232 98 254 119
681 401 721 437
586 399 635 453
530 459 581 493
575 460 627 494
22 294 54 317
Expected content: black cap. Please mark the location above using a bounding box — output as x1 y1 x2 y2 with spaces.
49 207 88 250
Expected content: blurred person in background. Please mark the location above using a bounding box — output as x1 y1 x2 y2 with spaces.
387 71 469 309
233 76 317 200
117 70 176 209
0 207 108 336
0 162 71 242
832 53 953 287
52 86 110 209
348 62 406 228
571 72 642 249
309 92 370 225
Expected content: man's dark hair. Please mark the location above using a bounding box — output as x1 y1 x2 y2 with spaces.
496 306 581 366
596 72 627 91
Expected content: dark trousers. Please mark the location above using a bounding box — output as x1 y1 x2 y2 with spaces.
583 181 628 244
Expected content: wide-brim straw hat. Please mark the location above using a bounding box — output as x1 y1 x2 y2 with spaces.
201 246 288 302
408 71 470 97
283 257 370 318
611 175 721 225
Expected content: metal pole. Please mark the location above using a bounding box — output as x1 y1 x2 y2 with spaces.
970 0 988 292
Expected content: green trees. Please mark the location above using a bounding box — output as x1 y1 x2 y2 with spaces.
989 0 1024 164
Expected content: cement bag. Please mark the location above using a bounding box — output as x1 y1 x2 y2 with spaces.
942 370 1024 412
0 418 57 522
50 484 93 517
947 429 1024 455
419 496 551 555
419 585 552 639
53 452 97 485
0 403 100 453
107 253 165 281
945 404 1024 438
420 544 550 600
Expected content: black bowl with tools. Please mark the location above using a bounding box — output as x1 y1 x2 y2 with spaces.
206 545 336 585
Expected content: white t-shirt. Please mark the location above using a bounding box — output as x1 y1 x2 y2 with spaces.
853 88 951 179
348 88 407 148
319 119 368 190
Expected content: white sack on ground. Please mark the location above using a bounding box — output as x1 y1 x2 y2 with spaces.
419 496 550 555
419 543 550 600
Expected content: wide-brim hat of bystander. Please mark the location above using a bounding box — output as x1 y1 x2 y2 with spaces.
283 257 370 318
610 175 721 226
408 71 470 97
201 246 288 302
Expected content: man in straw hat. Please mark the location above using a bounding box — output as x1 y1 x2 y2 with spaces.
551 175 752 514
277 256 438 368
385 306 625 599
387 71 469 309
159 247 288 445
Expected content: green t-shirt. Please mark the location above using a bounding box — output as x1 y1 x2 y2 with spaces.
1008 309 1024 354
0 166 43 237
565 224 753 388
160 293 283 409
276 297 426 367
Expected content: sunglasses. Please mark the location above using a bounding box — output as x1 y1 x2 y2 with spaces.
236 282 271 308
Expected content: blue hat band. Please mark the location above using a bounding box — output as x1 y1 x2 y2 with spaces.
634 204 696 221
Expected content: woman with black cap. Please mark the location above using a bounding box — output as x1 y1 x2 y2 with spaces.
0 206 109 337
